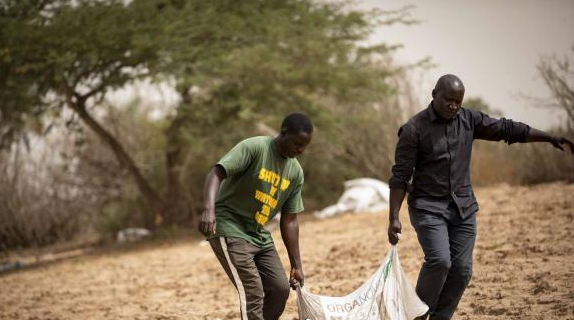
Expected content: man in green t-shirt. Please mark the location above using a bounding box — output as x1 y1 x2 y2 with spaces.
198 113 313 320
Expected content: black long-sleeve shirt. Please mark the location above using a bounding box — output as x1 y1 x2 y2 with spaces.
389 103 530 217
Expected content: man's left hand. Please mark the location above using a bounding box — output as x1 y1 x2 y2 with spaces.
289 267 304 290
550 136 574 154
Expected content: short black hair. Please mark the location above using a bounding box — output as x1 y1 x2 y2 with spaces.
281 113 313 134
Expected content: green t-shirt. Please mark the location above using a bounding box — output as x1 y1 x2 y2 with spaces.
211 136 305 247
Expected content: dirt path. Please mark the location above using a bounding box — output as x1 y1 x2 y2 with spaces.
1 183 573 320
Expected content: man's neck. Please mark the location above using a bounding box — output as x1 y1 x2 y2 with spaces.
272 136 288 159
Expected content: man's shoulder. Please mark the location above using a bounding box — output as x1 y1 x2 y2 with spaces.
240 135 272 145
288 158 304 181
458 108 487 126
237 136 272 150
289 157 304 172
459 107 480 118
291 158 303 171
402 107 431 133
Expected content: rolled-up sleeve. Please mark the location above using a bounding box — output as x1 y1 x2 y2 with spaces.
471 110 530 144
389 123 418 191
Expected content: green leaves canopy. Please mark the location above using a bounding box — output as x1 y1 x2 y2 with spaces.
1 0 411 220
1 0 402 142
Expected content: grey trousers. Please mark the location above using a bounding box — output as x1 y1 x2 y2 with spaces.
409 203 477 320
209 237 290 320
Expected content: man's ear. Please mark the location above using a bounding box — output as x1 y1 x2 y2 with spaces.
432 89 437 98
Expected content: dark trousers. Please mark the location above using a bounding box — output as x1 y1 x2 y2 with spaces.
209 237 290 320
409 203 477 320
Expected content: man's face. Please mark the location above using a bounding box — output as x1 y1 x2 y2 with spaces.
281 131 312 158
432 85 465 120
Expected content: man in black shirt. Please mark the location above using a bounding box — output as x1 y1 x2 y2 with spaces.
387 74 573 320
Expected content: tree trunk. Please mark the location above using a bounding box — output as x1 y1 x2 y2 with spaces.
163 86 197 225
164 114 190 225
68 96 166 229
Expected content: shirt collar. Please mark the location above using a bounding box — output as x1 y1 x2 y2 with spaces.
427 102 440 122
427 101 460 123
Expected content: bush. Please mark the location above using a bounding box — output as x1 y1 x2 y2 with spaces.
0 143 86 250
471 130 574 186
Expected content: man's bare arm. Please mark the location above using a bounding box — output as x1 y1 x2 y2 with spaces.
527 128 574 154
198 165 226 236
388 187 407 245
280 212 304 289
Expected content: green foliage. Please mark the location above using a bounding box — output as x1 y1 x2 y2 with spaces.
151 0 409 209
0 0 161 145
1 0 417 243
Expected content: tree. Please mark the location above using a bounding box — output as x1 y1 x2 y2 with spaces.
151 1 417 217
1 0 414 230
537 47 574 135
1 0 167 228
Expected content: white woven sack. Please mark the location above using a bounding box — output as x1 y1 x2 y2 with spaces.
297 246 428 320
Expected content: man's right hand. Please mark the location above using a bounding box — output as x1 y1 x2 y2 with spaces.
198 208 216 237
289 266 304 290
550 136 574 154
388 218 402 245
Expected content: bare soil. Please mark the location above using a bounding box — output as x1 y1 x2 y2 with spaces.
1 182 573 320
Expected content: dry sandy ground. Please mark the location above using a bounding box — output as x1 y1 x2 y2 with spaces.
1 183 573 320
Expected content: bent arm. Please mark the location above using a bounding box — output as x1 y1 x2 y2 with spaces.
198 165 226 236
280 212 304 288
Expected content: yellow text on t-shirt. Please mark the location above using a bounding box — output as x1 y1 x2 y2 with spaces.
254 167 292 225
